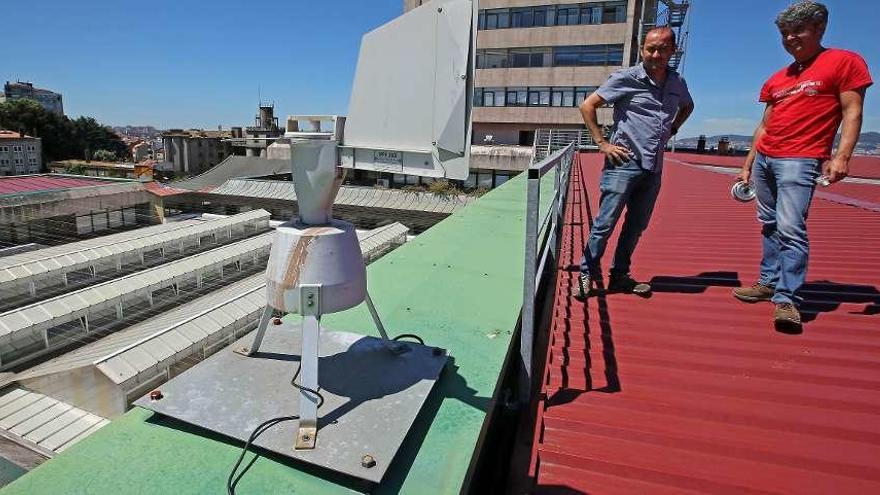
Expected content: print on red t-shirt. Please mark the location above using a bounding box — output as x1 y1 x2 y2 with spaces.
756 48 873 160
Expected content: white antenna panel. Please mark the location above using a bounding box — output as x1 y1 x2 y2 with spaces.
340 0 476 180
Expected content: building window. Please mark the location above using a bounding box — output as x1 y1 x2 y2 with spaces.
528 87 551 107
481 88 506 107
552 44 624 67
556 5 580 26
583 6 602 24
506 88 528 107
477 2 627 31
474 86 598 108
604 2 628 23
483 8 509 29
478 44 623 69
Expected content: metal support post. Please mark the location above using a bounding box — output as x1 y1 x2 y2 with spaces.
364 291 408 354
520 171 540 405
295 284 321 450
234 305 273 357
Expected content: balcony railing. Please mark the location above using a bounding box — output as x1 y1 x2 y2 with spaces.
520 141 576 402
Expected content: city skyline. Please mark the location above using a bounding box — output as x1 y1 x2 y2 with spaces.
1 0 877 137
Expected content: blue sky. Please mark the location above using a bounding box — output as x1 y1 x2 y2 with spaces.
1 0 876 137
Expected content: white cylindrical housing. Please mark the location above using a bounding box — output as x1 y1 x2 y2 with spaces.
264 219 366 314
291 140 342 225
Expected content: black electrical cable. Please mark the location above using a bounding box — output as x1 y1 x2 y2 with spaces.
227 365 325 495
391 333 425 345
227 332 425 493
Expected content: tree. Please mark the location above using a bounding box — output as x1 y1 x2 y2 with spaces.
0 99 127 163
92 149 117 162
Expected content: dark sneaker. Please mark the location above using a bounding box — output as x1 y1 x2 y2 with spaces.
608 273 651 295
572 273 593 299
774 303 802 333
732 283 775 303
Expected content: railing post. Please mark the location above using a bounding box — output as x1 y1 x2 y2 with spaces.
520 168 540 404
520 142 575 406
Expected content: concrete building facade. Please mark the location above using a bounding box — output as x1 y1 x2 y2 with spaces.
403 1 649 146
130 141 152 162
1 81 64 116
161 129 233 176
0 130 42 175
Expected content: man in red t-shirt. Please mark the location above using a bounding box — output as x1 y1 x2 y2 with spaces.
734 1 872 332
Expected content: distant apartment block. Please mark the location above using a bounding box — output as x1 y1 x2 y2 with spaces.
404 1 658 146
1 81 64 116
161 129 233 176
0 130 42 175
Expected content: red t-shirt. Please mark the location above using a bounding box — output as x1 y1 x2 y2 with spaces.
756 48 873 160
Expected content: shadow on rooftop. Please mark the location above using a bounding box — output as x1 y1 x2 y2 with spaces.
644 273 879 324
547 161 620 409
144 355 489 492
648 271 742 293
799 280 880 323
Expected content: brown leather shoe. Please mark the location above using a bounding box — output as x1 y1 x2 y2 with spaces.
774 303 802 333
608 273 651 295
572 273 594 299
732 283 774 303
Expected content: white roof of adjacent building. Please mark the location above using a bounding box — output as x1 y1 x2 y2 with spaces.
0 232 273 346
0 387 109 457
7 222 410 391
0 210 269 285
12 274 265 389
210 179 475 214
358 222 409 259
0 221 200 268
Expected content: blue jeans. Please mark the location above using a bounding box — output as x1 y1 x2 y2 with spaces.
753 152 820 306
580 158 662 277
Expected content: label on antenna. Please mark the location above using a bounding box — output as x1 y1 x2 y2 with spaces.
374 150 403 166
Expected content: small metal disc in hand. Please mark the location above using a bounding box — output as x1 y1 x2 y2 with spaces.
731 181 756 202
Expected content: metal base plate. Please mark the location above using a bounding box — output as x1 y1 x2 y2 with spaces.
134 324 447 483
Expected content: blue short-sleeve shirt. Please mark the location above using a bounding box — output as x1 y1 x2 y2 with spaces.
596 63 692 173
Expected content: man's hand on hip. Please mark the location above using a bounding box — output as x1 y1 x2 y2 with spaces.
599 141 631 165
823 157 849 183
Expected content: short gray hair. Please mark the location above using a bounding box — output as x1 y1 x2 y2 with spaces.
775 1 829 28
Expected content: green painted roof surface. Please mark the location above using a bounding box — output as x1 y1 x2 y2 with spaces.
2 171 556 495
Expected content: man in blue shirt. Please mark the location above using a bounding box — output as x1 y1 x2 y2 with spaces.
574 27 694 298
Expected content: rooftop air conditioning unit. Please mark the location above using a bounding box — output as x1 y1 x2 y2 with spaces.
376 178 390 188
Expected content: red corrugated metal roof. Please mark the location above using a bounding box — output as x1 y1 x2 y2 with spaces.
0 130 36 140
0 175 114 195
144 181 189 197
530 153 880 494
668 152 880 180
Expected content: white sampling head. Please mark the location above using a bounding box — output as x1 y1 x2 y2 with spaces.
290 140 343 225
